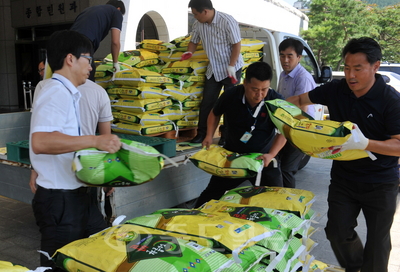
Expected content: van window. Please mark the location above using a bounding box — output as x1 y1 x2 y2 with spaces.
379 66 400 75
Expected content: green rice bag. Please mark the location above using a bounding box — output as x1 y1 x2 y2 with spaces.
73 138 171 186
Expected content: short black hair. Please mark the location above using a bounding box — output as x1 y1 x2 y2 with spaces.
106 0 126 15
188 0 213 13
279 38 304 56
342 37 382 65
245 62 273 82
46 30 93 72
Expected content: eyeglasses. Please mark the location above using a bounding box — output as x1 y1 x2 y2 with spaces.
80 55 93 65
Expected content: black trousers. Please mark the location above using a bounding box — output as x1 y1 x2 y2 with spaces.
325 176 398 272
32 186 107 270
195 162 283 207
197 69 242 136
279 142 305 188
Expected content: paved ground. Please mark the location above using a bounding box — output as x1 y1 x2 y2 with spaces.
0 157 399 271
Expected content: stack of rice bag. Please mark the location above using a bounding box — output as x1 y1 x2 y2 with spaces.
94 36 270 137
240 38 266 82
51 185 337 271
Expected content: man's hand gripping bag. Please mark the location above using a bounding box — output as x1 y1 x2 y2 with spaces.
72 138 177 186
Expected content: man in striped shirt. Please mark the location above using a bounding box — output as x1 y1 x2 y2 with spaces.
182 0 244 144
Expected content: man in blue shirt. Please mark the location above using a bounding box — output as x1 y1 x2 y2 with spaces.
277 38 316 188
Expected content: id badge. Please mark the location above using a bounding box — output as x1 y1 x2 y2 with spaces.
240 131 252 143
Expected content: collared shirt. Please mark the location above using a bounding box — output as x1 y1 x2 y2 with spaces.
277 63 316 117
309 74 400 183
29 73 83 189
213 85 284 154
33 79 113 136
191 10 244 82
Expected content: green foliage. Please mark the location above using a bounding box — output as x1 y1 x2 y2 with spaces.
362 0 400 8
371 5 400 62
301 0 380 70
301 0 400 69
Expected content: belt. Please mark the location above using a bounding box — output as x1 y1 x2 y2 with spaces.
38 185 91 194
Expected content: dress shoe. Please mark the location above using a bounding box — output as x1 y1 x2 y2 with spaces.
218 136 225 146
190 134 205 143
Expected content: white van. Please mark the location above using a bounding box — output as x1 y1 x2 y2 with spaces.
332 71 400 92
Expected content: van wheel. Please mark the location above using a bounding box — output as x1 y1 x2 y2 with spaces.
298 155 310 170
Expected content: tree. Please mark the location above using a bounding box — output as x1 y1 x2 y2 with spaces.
371 4 400 62
301 0 379 70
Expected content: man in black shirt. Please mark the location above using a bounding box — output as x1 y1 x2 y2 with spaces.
196 62 286 206
71 0 125 80
287 37 400 272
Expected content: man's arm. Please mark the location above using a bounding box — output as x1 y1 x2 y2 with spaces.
229 42 241 67
187 41 198 54
31 132 120 155
257 133 287 167
202 110 222 149
110 28 121 64
98 121 112 135
366 135 400 156
286 92 313 108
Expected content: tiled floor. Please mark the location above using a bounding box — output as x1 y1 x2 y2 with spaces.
0 157 399 271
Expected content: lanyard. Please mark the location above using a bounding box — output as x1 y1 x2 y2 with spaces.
243 95 264 133
52 77 81 136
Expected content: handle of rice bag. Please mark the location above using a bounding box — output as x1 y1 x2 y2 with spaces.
255 158 277 186
121 142 179 167
232 230 278 263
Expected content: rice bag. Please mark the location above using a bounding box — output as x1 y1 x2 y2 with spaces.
189 145 264 178
72 138 166 186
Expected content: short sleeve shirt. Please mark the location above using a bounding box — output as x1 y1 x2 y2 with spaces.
213 85 284 154
78 80 113 136
29 74 83 189
71 5 123 51
308 75 400 183
191 10 244 82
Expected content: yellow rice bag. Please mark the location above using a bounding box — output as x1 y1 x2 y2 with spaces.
266 99 374 161
53 224 242 272
159 50 208 62
137 39 176 52
240 39 265 52
113 69 173 87
126 208 277 263
111 99 172 113
0 261 29 272
111 122 175 136
161 60 209 75
189 145 264 178
220 186 315 219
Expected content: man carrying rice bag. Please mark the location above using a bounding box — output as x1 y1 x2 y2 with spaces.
287 37 400 272
29 30 121 270
195 62 287 207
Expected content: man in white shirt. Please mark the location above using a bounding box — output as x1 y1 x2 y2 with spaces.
182 0 244 144
29 30 120 270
